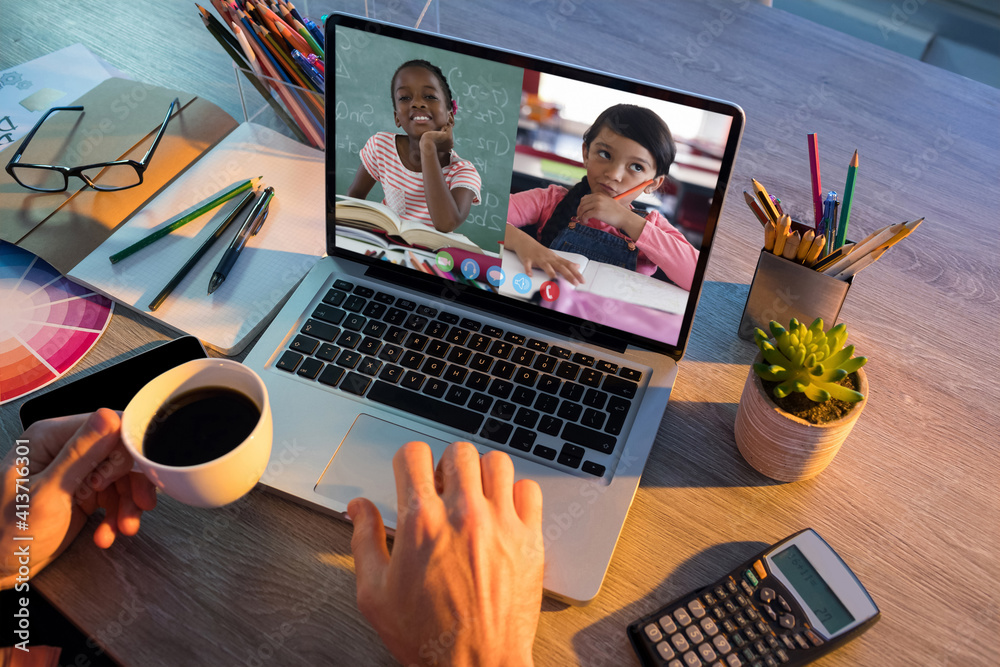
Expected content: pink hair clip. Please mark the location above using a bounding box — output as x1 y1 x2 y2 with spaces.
451 99 459 115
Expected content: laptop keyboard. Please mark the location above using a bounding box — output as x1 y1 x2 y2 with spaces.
271 277 646 480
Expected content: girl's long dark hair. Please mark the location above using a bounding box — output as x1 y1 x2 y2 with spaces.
539 104 676 247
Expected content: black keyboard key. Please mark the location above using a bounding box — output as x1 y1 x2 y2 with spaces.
385 326 407 345
439 311 460 324
514 366 538 386
466 372 490 392
276 350 303 372
363 302 387 319
358 337 382 356
584 388 608 409
469 333 491 352
404 333 429 351
562 422 616 454
512 386 536 406
537 375 561 394
489 340 513 359
557 402 582 421
579 368 603 387
582 408 606 429
606 411 627 436
337 331 362 349
343 313 366 331
404 314 428 331
417 305 438 317
514 408 539 429
556 361 581 381
378 344 402 363
290 335 319 355
446 327 471 346
341 372 371 395
549 345 571 359
313 305 345 324
492 360 516 380
468 393 493 413
333 279 354 291
395 298 416 311
596 360 619 374
362 320 387 338
510 428 536 452
297 357 323 379
603 375 638 399
337 350 362 369
488 378 513 399
460 317 481 331
572 353 595 367
558 443 584 469
421 358 446 377
527 338 548 351
470 353 493 372
510 347 535 366
374 291 395 304
534 394 558 414
344 295 366 313
533 354 557 373
582 461 606 477
504 332 526 345
379 364 403 383
447 347 472 365
559 382 584 401
358 356 382 376
384 308 407 325
426 340 450 358
400 350 424 369
446 385 471 405
317 364 344 387
620 367 642 381
444 364 468 384
368 382 483 433
316 343 339 361
323 288 347 306
483 325 503 338
490 400 517 421
538 415 563 436
353 285 374 298
301 318 338 341
426 320 450 338
402 371 426 391
533 444 556 460
423 378 448 398
481 419 513 444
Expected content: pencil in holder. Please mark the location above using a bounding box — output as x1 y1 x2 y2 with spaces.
738 249 853 340
233 63 325 150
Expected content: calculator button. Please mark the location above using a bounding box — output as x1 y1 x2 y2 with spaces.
775 648 790 663
756 621 769 636
668 660 684 667
764 655 779 667
779 614 795 629
712 634 732 655
793 633 810 650
762 605 777 621
754 640 768 655
777 596 792 613
743 569 759 588
703 592 717 606
779 634 795 650
700 617 719 637
644 623 664 643
724 601 738 615
685 625 704 644
674 608 693 627
711 606 725 620
714 586 727 600
741 647 756 663
682 651 701 667
722 619 737 634
740 580 754 596
804 629 823 646
726 580 739 595
671 633 691 652
743 626 757 641
725 654 743 667
660 615 678 634
734 613 748 627
735 594 749 608
765 635 780 651
759 587 776 604
745 607 759 622
656 641 677 660
688 599 707 619
698 643 718 663
730 632 746 648
752 560 767 581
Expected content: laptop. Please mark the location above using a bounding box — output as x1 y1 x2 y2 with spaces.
242 13 744 604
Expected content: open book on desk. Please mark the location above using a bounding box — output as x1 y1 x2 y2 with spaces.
500 247 689 314
335 194 483 254
68 121 325 355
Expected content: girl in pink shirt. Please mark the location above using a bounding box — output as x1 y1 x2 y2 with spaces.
505 104 698 290
347 59 481 233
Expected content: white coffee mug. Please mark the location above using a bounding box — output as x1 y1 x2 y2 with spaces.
121 359 272 508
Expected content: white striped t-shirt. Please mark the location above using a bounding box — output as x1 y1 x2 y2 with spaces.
359 131 482 227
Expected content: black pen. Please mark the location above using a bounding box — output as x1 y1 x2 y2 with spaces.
208 186 274 294
147 187 258 311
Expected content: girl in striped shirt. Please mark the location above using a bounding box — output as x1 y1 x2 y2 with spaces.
346 60 482 233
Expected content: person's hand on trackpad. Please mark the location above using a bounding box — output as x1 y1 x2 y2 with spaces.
348 441 544 667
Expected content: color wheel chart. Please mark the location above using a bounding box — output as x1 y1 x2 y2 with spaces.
1 241 113 405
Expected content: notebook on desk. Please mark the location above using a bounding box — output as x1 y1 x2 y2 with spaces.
242 13 744 604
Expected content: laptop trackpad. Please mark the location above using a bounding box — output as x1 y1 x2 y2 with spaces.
314 414 451 527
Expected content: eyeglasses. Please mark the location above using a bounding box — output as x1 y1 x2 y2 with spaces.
4 97 180 192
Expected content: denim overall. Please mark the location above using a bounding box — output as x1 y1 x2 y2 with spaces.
549 218 638 270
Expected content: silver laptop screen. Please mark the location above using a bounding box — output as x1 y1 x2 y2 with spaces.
329 15 744 358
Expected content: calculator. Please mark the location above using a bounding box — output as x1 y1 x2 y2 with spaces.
626 529 879 667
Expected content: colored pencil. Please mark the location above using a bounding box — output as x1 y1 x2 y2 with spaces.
751 178 780 223
808 133 823 229
110 177 262 263
614 179 655 201
836 150 858 250
744 190 769 226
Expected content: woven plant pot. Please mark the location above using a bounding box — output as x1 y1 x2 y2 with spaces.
734 355 868 482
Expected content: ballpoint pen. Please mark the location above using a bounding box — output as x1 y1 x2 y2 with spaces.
208 186 275 294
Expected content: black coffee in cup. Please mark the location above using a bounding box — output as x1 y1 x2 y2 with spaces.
143 387 260 467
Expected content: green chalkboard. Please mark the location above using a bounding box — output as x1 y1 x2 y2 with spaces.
331 24 523 253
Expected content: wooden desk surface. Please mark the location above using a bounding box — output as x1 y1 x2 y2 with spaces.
2 1 998 665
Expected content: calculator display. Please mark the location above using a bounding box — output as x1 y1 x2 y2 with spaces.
771 544 854 634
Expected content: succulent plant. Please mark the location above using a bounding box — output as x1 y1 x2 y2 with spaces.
753 318 867 403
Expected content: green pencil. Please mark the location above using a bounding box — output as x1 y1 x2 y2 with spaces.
836 150 858 250
109 177 261 264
